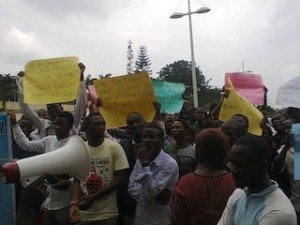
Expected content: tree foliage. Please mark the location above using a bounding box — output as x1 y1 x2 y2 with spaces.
158 60 221 106
0 74 18 102
126 40 134 74
135 45 152 75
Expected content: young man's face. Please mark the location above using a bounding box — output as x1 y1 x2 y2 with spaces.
38 109 48 119
54 117 72 139
126 113 145 136
195 107 207 121
231 115 248 130
19 121 34 137
47 104 63 120
227 145 257 188
86 115 106 140
164 115 175 133
141 127 162 155
271 113 286 132
171 121 187 141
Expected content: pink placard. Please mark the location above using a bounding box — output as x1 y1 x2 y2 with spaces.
225 72 265 105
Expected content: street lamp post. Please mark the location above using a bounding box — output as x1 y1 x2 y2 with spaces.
170 1 210 108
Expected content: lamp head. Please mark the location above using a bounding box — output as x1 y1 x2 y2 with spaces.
170 12 186 19
193 6 211 14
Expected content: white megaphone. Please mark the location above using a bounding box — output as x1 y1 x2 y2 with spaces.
0 135 90 184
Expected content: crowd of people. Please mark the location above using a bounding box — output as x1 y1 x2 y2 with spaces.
5 63 300 225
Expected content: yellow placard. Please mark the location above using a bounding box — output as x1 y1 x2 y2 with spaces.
219 80 263 136
24 56 80 104
94 72 156 128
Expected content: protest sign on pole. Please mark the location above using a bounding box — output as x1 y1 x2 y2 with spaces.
219 80 263 136
0 113 15 225
225 72 265 105
24 56 80 104
151 79 185 114
276 76 300 108
94 72 155 128
293 124 300 180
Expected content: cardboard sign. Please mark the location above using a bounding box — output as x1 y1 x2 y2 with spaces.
94 72 155 128
225 72 265 105
151 79 185 114
24 56 80 104
0 113 15 225
276 76 300 108
219 80 263 136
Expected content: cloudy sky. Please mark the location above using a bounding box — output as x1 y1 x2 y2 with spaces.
1 0 299 107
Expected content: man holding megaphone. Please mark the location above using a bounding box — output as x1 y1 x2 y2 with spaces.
7 110 78 225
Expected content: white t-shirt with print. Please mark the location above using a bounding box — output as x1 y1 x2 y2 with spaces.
79 138 129 221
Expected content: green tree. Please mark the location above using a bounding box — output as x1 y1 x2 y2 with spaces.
0 74 18 102
158 60 221 106
126 40 134 74
135 45 152 75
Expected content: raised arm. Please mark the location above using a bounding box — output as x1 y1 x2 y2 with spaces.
8 111 46 153
16 72 45 132
73 63 88 130
272 131 293 174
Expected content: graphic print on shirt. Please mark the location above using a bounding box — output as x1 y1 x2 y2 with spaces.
85 164 103 195
82 157 110 202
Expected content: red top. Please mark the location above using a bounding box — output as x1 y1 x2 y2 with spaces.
170 172 236 225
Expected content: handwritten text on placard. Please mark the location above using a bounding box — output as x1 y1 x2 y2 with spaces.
94 72 155 128
24 56 80 104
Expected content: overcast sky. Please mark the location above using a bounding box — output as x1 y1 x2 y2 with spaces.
1 0 299 107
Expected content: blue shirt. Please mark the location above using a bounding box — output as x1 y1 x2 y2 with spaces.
218 181 297 225
128 150 179 225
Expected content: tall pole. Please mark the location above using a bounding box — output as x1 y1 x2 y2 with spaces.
242 61 245 73
187 0 198 108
